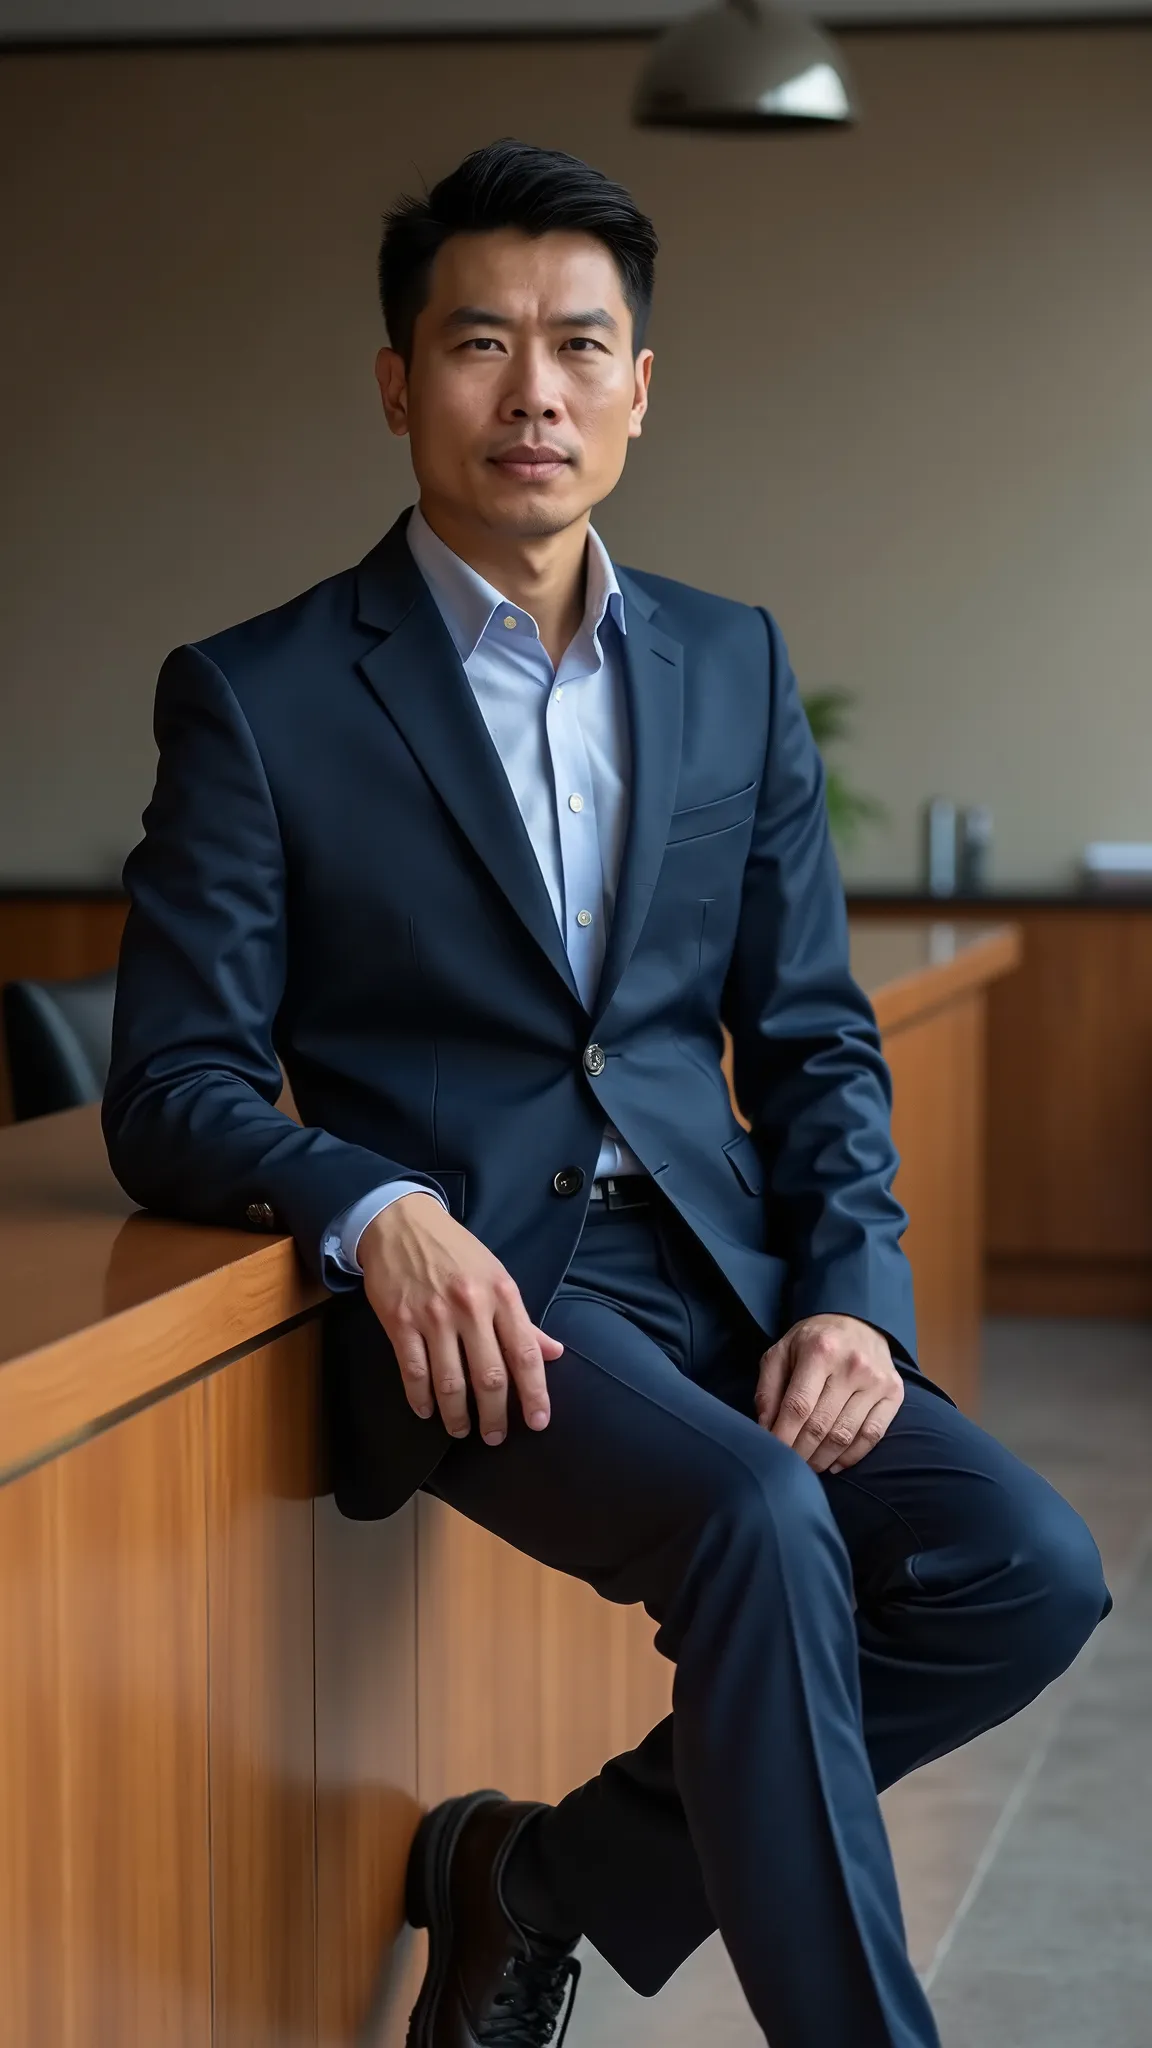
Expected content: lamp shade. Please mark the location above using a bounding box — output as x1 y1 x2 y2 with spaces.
633 0 857 130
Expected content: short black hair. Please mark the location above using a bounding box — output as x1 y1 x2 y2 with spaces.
378 139 658 363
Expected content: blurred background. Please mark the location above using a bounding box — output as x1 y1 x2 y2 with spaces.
0 7 1150 2047
1 12 1150 887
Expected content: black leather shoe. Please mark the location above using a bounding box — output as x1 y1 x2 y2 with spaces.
405 1788 582 2047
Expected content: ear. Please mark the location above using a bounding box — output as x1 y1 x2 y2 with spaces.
628 347 654 442
375 346 410 438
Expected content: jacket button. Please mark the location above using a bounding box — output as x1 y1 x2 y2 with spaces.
246 1200 275 1228
551 1166 585 1198
583 1043 606 1076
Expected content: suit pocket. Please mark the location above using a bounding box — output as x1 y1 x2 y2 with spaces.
667 780 757 845
723 1131 764 1196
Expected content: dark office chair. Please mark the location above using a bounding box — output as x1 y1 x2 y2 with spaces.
1 967 117 1121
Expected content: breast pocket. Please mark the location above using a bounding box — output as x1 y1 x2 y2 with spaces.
666 780 758 845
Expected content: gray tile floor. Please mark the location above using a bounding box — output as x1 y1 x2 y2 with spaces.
568 1319 1152 2046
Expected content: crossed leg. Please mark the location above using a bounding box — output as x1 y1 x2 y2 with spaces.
424 1227 1108 2047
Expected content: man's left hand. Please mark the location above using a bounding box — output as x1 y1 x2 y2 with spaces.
755 1314 904 1474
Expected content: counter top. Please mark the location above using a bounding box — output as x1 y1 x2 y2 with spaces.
8 881 1151 909
0 1101 322 1484
850 920 1021 1034
0 883 128 901
0 918 1019 1485
849 887 1152 911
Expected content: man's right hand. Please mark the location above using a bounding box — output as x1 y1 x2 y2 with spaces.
358 1192 563 1447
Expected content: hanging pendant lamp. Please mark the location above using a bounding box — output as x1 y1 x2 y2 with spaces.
633 0 857 130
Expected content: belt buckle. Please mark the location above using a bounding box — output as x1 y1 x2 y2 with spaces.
603 1176 643 1211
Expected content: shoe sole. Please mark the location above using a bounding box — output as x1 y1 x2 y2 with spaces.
405 1788 507 2047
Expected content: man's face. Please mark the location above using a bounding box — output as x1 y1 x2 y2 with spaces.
376 227 652 540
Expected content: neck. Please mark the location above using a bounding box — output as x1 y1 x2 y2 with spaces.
417 499 590 667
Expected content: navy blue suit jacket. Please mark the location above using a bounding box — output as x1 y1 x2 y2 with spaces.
103 510 922 1517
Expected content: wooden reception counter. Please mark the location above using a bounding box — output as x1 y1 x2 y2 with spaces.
0 919 1018 2048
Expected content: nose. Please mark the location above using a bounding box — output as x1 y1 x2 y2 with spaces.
497 341 564 425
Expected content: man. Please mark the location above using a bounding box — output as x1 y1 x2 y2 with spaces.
103 141 1108 2048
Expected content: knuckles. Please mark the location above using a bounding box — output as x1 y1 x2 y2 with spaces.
781 1390 814 1422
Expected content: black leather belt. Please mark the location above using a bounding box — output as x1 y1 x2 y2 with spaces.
588 1174 653 1211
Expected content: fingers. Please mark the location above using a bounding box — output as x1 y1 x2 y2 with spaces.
493 1288 554 1435
386 1285 560 1444
807 1388 877 1475
761 1317 904 1468
363 1198 562 1445
754 1339 792 1430
825 1395 903 1473
391 1316 436 1421
770 1360 832 1451
459 1309 513 1445
423 1298 473 1438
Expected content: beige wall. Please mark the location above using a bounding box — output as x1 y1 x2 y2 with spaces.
1 30 1150 887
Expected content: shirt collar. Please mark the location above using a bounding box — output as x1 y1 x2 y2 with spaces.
406 502 626 665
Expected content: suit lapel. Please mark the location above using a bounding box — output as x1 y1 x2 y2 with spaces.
355 517 582 1008
593 573 684 1023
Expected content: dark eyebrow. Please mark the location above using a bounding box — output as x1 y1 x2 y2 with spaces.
443 306 515 330
549 308 619 333
442 306 620 334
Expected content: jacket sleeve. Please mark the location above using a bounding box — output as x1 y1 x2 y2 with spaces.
720 608 919 1365
101 643 449 1291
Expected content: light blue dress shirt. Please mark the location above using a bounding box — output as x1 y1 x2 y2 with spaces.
322 505 646 1279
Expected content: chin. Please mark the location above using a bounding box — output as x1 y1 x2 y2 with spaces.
480 492 585 540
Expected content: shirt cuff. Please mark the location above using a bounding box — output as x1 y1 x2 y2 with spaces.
322 1178 450 1281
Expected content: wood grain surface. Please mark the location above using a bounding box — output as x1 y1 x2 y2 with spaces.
0 1382 213 2048
205 1328 319 2048
314 1495 421 2048
852 902 1152 1312
0 1104 323 1484
887 991 986 1411
850 920 1020 1036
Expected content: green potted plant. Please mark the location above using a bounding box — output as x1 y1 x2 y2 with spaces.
802 689 887 853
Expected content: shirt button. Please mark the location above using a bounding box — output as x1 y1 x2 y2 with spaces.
503 615 517 630
552 1166 585 1198
583 1043 606 1076
554 686 564 700
568 793 584 813
576 909 593 928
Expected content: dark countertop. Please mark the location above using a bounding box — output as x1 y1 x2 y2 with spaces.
0 884 127 901
6 881 1152 910
848 886 1152 910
